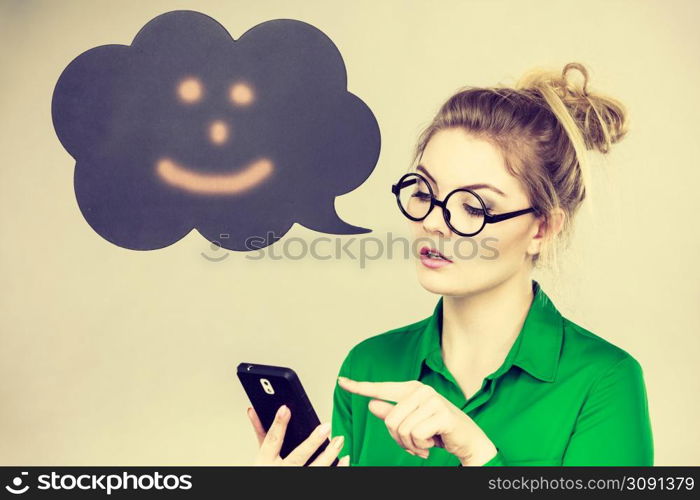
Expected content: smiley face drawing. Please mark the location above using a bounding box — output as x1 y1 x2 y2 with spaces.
156 76 274 195
51 10 381 251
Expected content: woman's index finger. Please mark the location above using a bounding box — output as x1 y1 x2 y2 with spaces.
337 377 415 402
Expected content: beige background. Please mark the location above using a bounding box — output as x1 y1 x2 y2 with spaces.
1 0 698 465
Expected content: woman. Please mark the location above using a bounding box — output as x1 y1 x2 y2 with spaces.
248 62 653 466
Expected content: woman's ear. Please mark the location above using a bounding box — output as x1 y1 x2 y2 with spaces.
527 208 565 257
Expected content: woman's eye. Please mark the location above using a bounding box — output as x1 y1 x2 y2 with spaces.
411 191 431 201
464 205 491 216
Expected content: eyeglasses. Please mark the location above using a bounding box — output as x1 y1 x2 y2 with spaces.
390 172 537 237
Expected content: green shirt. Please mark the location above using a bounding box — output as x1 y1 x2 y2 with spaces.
331 279 654 466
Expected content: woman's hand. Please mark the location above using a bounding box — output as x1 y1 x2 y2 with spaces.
247 404 350 466
338 377 497 466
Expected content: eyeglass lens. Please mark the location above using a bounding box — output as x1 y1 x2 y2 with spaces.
397 175 486 235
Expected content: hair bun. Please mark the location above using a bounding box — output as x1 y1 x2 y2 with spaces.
561 62 590 96
556 62 628 154
517 62 629 154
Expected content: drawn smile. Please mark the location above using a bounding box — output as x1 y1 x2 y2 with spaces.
156 157 274 195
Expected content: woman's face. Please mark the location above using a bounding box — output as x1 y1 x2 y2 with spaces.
408 128 544 296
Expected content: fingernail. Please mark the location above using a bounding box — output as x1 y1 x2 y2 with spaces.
332 435 344 448
339 455 350 466
338 376 350 383
317 422 331 436
277 405 289 418
406 449 416 456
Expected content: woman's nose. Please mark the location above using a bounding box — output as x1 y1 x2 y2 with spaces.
421 204 451 236
209 120 229 145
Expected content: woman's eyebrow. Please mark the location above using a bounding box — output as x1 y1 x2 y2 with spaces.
416 164 507 197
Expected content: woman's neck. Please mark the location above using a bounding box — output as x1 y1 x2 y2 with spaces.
441 274 535 375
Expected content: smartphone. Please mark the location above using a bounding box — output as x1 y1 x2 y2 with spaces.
237 362 339 466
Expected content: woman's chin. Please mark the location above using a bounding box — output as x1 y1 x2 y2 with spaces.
415 266 460 294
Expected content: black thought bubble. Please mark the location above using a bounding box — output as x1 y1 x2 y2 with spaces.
51 10 380 251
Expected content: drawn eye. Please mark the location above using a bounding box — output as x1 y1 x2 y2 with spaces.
177 76 203 104
230 81 255 106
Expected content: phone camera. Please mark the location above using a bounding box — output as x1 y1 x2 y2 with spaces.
260 378 275 395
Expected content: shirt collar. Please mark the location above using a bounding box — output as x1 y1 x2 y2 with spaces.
413 279 564 383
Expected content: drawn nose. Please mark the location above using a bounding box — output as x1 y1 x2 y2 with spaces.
209 120 229 145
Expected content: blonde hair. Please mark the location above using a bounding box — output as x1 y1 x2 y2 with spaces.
410 62 629 270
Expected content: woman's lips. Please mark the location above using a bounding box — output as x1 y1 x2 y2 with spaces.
419 245 452 268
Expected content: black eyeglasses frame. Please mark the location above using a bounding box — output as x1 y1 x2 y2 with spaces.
390 172 537 237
